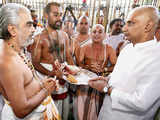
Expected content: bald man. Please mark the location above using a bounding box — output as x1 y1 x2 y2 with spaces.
79 24 117 74
89 6 160 120
74 24 117 120
70 15 91 65
156 20 160 41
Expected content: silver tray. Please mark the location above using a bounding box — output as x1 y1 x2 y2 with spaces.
63 69 98 85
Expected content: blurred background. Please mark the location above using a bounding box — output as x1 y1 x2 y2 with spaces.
0 0 159 32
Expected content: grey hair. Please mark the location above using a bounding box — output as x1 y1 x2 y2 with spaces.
0 3 30 40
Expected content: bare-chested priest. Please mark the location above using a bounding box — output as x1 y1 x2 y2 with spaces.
73 24 117 120
70 15 91 65
31 2 73 120
0 3 59 120
79 24 117 75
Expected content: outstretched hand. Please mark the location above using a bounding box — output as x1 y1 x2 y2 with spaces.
88 76 109 92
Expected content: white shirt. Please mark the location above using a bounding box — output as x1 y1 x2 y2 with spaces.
99 39 160 120
103 33 125 50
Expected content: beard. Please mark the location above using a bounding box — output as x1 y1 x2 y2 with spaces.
112 29 122 35
21 34 34 48
23 38 34 47
49 21 62 30
80 27 88 34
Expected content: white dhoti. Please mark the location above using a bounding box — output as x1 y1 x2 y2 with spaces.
0 94 4 118
1 96 61 120
35 63 69 120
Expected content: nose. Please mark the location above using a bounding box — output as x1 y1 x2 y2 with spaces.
122 24 127 33
57 15 62 21
31 25 35 34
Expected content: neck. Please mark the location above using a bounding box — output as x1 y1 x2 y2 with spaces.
92 42 103 48
79 33 88 36
133 34 154 45
47 26 57 33
78 33 89 42
110 32 119 36
6 38 21 53
78 33 89 39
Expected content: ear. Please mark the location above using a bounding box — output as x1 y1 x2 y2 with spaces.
144 21 153 33
7 24 17 37
44 13 49 19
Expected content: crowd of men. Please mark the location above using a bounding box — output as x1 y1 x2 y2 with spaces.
0 2 160 120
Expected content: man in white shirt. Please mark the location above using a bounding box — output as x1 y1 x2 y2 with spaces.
89 5 160 120
103 18 125 54
155 20 160 41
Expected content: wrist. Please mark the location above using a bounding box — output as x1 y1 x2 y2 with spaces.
39 81 44 89
103 84 109 93
42 87 49 96
108 86 113 96
103 83 113 95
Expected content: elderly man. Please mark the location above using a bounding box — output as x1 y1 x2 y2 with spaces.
0 3 59 120
89 6 160 120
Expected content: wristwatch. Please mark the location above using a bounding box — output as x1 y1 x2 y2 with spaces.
103 84 110 93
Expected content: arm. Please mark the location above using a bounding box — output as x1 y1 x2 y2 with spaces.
116 41 124 56
31 37 54 76
0 63 55 118
109 63 160 112
78 46 88 69
64 32 75 65
75 45 85 68
107 45 117 72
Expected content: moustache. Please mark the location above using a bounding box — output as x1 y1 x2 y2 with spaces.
55 21 62 25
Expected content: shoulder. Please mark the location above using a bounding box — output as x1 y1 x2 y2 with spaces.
0 54 23 78
59 30 68 37
71 33 78 39
106 44 114 50
81 42 92 50
34 30 48 44
58 30 70 42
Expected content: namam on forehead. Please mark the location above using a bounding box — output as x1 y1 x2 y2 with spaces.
78 15 90 24
92 24 104 32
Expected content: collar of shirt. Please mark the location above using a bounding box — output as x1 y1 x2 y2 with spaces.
134 38 157 49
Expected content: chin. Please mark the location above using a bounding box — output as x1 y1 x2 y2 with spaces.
93 40 101 43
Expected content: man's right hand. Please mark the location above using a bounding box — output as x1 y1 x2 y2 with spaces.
42 78 57 94
88 76 109 92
